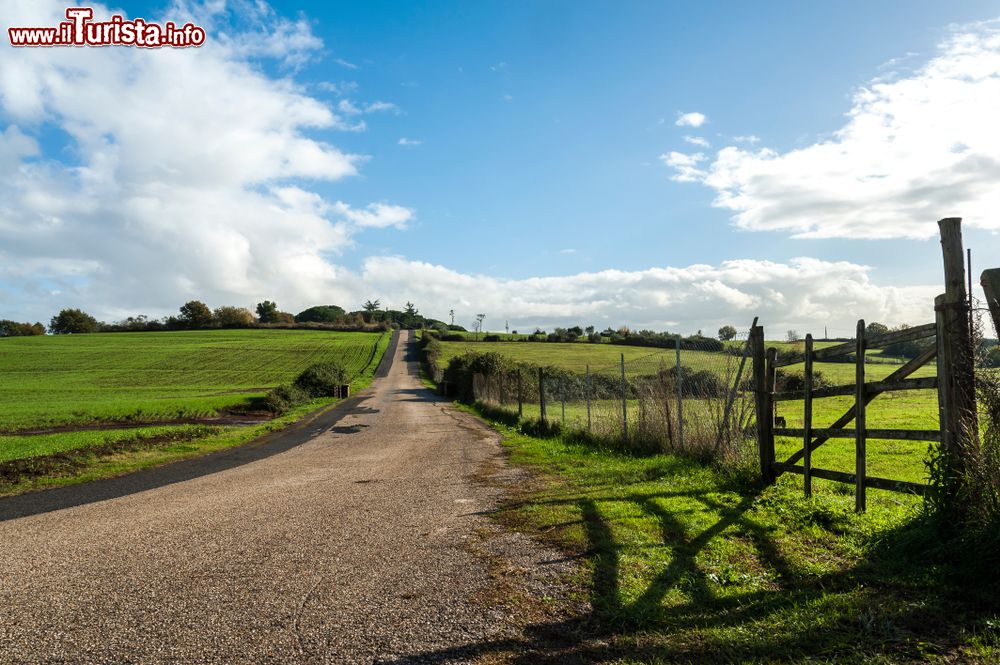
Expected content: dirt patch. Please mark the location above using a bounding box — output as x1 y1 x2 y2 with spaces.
3 414 271 437
0 426 223 487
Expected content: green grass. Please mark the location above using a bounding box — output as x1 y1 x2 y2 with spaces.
467 407 1000 663
0 329 388 431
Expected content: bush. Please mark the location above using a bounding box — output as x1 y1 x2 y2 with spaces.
213 306 255 328
484 334 502 342
295 305 346 324
262 384 309 414
294 362 349 397
441 333 465 342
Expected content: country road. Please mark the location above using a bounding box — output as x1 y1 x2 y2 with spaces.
0 331 573 664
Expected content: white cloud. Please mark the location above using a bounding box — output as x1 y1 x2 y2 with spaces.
398 138 422 146
660 151 707 182
354 256 938 334
0 0 410 322
334 58 358 69
683 135 711 148
665 20 1000 239
675 111 707 127
558 248 577 255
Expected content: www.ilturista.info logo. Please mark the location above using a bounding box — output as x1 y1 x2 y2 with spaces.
8 8 206 48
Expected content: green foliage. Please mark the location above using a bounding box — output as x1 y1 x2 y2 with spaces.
178 300 213 328
212 306 255 328
294 304 346 323
255 300 279 323
866 321 890 337
718 325 737 341
442 351 514 402
294 361 350 397
261 384 310 414
49 308 98 334
0 320 45 337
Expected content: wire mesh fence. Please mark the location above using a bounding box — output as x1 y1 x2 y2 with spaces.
469 330 756 460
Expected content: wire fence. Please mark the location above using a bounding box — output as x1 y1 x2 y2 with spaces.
469 331 757 461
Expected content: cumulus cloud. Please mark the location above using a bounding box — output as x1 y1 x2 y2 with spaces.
398 138 422 146
355 256 938 334
665 20 1000 239
0 0 410 321
675 111 707 127
660 151 707 182
683 136 711 148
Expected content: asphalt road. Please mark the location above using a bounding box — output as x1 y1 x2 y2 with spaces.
0 331 568 664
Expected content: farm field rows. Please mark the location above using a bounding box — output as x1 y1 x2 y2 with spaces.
0 329 388 432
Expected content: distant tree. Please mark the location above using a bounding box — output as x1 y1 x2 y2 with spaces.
49 308 98 335
213 306 255 328
585 325 595 336
474 314 486 340
295 305 346 324
179 300 213 328
718 325 738 341
449 309 455 325
865 321 890 338
255 300 279 323
786 329 801 343
274 312 295 324
362 299 382 323
0 320 45 336
404 301 418 316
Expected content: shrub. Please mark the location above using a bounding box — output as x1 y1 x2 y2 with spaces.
213 306 255 328
294 362 349 397
295 305 346 324
262 384 309 414
49 308 98 334
178 300 213 328
0 320 45 336
484 334 502 342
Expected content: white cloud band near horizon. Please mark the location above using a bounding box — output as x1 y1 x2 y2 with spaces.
664 20 1000 240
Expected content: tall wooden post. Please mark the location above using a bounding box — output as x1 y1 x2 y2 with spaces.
804 334 813 498
855 319 867 513
982 268 1000 339
751 326 775 483
937 218 978 483
517 369 523 419
586 365 592 432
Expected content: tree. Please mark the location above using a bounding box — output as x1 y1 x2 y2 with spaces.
49 308 98 334
0 320 45 336
255 300 279 323
404 301 417 316
362 299 381 323
786 329 801 343
213 306 255 328
449 309 455 325
295 305 346 323
585 325 595 336
179 300 213 328
718 325 737 341
474 313 486 340
865 321 890 338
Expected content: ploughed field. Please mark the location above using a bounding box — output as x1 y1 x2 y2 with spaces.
0 330 388 483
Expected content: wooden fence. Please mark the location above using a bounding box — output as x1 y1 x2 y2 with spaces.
752 218 979 511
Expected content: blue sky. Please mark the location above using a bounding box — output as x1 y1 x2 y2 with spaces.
3 1 1000 335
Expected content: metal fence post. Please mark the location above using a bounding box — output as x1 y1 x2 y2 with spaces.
586 364 592 432
675 334 684 450
538 367 546 423
620 353 628 443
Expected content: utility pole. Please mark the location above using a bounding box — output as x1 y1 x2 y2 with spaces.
449 309 454 326
505 320 509 334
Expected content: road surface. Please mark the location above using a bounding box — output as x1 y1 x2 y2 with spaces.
0 331 569 663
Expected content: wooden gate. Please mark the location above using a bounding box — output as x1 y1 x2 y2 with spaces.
751 218 979 511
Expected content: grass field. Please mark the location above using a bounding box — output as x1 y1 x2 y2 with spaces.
438 337 940 487
469 411 999 663
0 329 388 432
0 329 390 493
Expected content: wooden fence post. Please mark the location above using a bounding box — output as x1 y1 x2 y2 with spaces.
937 218 978 485
517 369 523 419
751 326 775 483
675 334 684 450
560 375 566 423
539 367 546 423
621 353 629 444
586 365 592 432
982 268 1000 338
855 319 867 513
804 333 813 498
